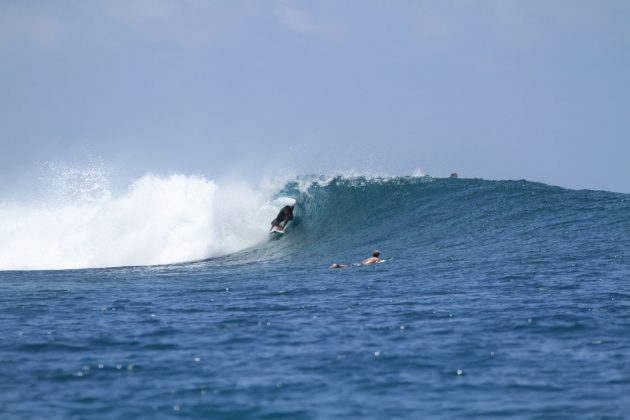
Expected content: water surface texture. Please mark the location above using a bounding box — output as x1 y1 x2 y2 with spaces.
2 177 630 418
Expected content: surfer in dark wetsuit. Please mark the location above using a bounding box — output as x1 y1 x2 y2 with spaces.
270 205 294 231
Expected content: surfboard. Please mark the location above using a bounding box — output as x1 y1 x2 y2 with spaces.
270 221 290 235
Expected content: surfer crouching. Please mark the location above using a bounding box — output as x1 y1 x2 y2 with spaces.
270 205 294 232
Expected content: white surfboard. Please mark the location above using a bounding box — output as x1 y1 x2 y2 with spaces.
270 227 284 234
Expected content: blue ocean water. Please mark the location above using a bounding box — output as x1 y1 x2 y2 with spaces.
1 176 630 418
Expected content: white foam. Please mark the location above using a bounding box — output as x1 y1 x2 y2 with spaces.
0 172 287 270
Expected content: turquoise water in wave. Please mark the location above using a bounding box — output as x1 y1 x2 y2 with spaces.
1 177 630 418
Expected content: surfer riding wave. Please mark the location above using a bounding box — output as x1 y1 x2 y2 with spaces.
270 205 294 232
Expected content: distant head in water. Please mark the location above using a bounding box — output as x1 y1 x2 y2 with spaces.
372 250 380 258
450 172 458 178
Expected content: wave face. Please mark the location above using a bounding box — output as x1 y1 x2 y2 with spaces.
261 176 630 268
1 174 629 271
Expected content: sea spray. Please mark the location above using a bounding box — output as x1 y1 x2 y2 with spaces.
0 172 287 270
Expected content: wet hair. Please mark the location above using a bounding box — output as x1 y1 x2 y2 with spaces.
372 250 380 257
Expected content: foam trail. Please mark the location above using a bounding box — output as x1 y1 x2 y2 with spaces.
0 173 285 270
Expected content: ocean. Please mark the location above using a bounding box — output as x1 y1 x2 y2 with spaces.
1 175 629 418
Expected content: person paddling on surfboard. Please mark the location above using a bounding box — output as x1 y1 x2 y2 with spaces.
330 250 383 268
270 205 294 232
361 250 382 265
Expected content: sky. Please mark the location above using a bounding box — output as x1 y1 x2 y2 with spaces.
1 0 629 194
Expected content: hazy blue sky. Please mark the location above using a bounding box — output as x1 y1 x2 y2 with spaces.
1 0 629 193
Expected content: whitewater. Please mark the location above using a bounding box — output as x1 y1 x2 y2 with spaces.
0 172 295 270
1 171 630 419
